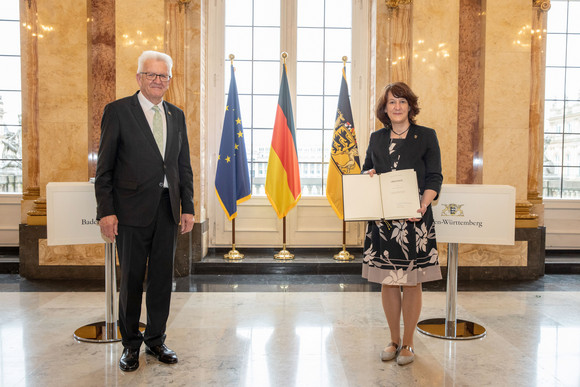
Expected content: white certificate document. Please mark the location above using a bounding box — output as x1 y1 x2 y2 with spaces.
342 169 421 221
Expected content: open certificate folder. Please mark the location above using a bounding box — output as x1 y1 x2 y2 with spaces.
342 169 421 221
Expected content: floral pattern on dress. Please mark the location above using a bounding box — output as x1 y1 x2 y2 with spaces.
361 137 441 286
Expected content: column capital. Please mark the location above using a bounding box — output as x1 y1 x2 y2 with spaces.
386 0 412 10
532 0 551 12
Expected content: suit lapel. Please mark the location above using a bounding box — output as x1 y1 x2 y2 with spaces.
163 101 175 158
378 129 393 172
130 92 164 160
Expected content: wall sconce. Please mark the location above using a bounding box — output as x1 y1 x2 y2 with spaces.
178 0 192 12
386 0 413 10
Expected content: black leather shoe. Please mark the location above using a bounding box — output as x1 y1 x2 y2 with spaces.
145 344 178 364
119 347 140 372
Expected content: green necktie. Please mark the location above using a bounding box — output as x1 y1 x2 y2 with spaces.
151 105 164 154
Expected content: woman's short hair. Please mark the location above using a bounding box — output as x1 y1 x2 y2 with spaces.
375 82 420 127
137 51 173 77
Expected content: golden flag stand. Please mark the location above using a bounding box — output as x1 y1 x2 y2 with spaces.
274 217 294 260
224 218 244 260
334 220 355 261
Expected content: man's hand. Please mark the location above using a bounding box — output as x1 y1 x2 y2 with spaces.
99 215 118 243
180 214 195 234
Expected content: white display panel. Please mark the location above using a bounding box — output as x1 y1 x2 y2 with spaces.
432 184 515 245
47 182 104 246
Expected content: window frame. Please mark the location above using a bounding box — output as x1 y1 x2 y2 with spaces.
543 0 580 199
207 0 371 247
0 9 23 194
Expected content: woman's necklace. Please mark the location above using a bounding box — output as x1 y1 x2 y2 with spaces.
391 126 410 138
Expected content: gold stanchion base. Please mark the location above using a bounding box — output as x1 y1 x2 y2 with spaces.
334 248 355 261
274 249 294 260
417 318 486 340
224 249 244 260
73 321 146 343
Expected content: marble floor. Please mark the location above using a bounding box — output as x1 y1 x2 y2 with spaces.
1 274 580 386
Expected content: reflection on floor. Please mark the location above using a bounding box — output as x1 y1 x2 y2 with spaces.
1 274 580 386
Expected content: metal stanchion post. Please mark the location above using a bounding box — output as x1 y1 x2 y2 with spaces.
73 241 145 343
74 241 121 342
104 241 118 340
445 242 458 337
417 242 486 340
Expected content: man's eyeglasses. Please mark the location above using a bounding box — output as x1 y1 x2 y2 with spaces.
139 72 171 82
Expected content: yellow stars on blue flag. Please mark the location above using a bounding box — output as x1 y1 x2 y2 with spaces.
215 64 252 220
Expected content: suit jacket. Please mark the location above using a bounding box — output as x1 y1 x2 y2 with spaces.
95 91 194 227
362 124 443 198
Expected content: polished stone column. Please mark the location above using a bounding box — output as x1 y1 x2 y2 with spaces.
456 0 485 184
375 1 413 131
87 0 115 178
165 0 207 266
526 0 550 227
384 2 413 84
20 0 42 224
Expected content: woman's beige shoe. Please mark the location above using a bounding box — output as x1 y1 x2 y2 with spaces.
396 345 415 365
380 342 399 361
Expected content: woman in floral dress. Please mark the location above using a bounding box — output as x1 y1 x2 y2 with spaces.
362 82 443 365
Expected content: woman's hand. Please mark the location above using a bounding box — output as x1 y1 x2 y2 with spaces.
407 203 427 222
364 169 377 177
407 189 437 222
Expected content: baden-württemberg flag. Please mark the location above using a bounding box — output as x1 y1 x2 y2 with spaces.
326 65 361 219
265 64 301 218
215 65 251 220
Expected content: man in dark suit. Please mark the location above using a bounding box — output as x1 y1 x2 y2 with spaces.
95 50 194 372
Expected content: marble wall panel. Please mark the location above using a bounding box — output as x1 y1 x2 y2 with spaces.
36 1 88 195
412 0 459 185
483 1 531 200
38 239 106 266
483 126 529 200
483 51 532 129
485 0 533 53
438 241 528 267
39 122 88 184
115 2 165 99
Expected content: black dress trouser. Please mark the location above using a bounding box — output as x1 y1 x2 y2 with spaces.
116 189 177 349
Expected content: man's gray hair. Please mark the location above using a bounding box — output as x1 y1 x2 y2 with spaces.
137 51 173 77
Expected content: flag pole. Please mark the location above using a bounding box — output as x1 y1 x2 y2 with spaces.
222 53 244 261
331 56 355 261
224 217 244 260
334 220 354 261
268 51 296 260
272 51 294 260
274 216 294 260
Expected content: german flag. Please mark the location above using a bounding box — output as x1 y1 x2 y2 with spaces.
265 64 301 218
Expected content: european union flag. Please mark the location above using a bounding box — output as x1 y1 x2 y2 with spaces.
215 65 251 220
